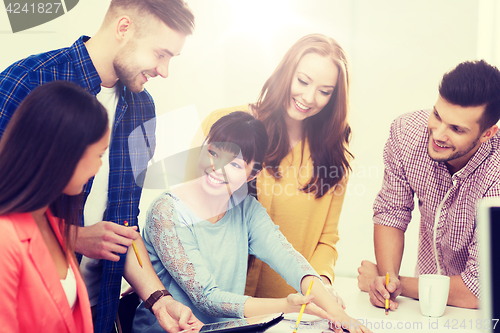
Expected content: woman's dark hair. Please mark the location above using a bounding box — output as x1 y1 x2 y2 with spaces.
252 34 352 198
206 111 269 177
0 81 108 250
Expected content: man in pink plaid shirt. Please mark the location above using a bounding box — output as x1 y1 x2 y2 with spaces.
357 60 500 310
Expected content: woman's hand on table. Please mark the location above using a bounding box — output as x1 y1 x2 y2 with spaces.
324 310 372 333
285 293 331 320
286 293 372 333
321 276 345 309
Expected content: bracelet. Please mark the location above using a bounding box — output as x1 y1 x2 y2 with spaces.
144 289 171 314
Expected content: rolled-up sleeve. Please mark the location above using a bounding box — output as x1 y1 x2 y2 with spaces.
373 117 415 231
460 228 479 298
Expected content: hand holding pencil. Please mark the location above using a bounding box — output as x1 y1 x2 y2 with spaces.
287 278 372 333
385 273 390 315
124 220 143 268
380 271 403 314
292 280 314 333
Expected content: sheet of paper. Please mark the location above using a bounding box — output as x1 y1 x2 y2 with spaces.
278 314 480 333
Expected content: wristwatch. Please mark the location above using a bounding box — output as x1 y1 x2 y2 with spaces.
145 289 171 313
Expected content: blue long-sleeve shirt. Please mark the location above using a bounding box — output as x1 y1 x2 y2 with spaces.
0 36 156 333
133 191 319 332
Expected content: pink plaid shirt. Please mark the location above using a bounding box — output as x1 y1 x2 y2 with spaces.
373 110 500 297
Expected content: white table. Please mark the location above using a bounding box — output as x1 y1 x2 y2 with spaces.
266 277 481 333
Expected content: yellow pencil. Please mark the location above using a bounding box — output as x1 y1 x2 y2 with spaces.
292 280 314 333
385 272 389 315
124 221 143 268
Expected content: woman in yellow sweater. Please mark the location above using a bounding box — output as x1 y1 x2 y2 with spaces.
199 33 352 301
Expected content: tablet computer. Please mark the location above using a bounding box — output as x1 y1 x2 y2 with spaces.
182 312 284 333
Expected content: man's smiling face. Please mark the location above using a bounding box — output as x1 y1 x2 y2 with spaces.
113 18 186 93
427 95 487 172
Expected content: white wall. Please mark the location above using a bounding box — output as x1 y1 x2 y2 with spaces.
0 1 486 278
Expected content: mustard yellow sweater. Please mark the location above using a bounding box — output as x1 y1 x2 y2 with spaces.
199 105 346 298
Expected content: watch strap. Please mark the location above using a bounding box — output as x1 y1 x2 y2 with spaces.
145 289 171 313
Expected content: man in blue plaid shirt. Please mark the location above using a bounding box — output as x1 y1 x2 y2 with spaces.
0 1 203 332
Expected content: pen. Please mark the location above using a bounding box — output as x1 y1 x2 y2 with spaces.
385 272 389 315
293 279 314 333
124 220 143 268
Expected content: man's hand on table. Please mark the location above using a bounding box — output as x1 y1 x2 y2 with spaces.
357 260 401 311
152 296 203 333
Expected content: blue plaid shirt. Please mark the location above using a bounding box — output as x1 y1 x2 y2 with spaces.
0 36 156 333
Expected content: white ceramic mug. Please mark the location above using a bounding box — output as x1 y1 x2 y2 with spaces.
419 274 450 317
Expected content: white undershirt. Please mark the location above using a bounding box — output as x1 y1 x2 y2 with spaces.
60 265 77 310
80 85 118 306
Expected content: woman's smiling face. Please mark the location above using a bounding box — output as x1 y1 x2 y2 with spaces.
285 52 339 124
197 143 255 198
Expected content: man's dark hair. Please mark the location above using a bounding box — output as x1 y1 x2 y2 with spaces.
107 0 195 36
439 60 500 132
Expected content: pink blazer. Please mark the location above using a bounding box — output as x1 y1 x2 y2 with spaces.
0 210 93 333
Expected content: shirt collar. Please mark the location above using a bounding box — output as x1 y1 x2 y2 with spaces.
450 133 497 180
69 36 102 96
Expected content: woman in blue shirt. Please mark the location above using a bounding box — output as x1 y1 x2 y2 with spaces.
133 112 369 333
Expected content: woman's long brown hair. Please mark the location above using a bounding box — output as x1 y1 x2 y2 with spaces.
252 34 352 198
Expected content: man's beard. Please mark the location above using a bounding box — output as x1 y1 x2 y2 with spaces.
113 40 144 93
427 134 479 163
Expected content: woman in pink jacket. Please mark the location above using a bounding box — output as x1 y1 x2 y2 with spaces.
0 81 109 333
